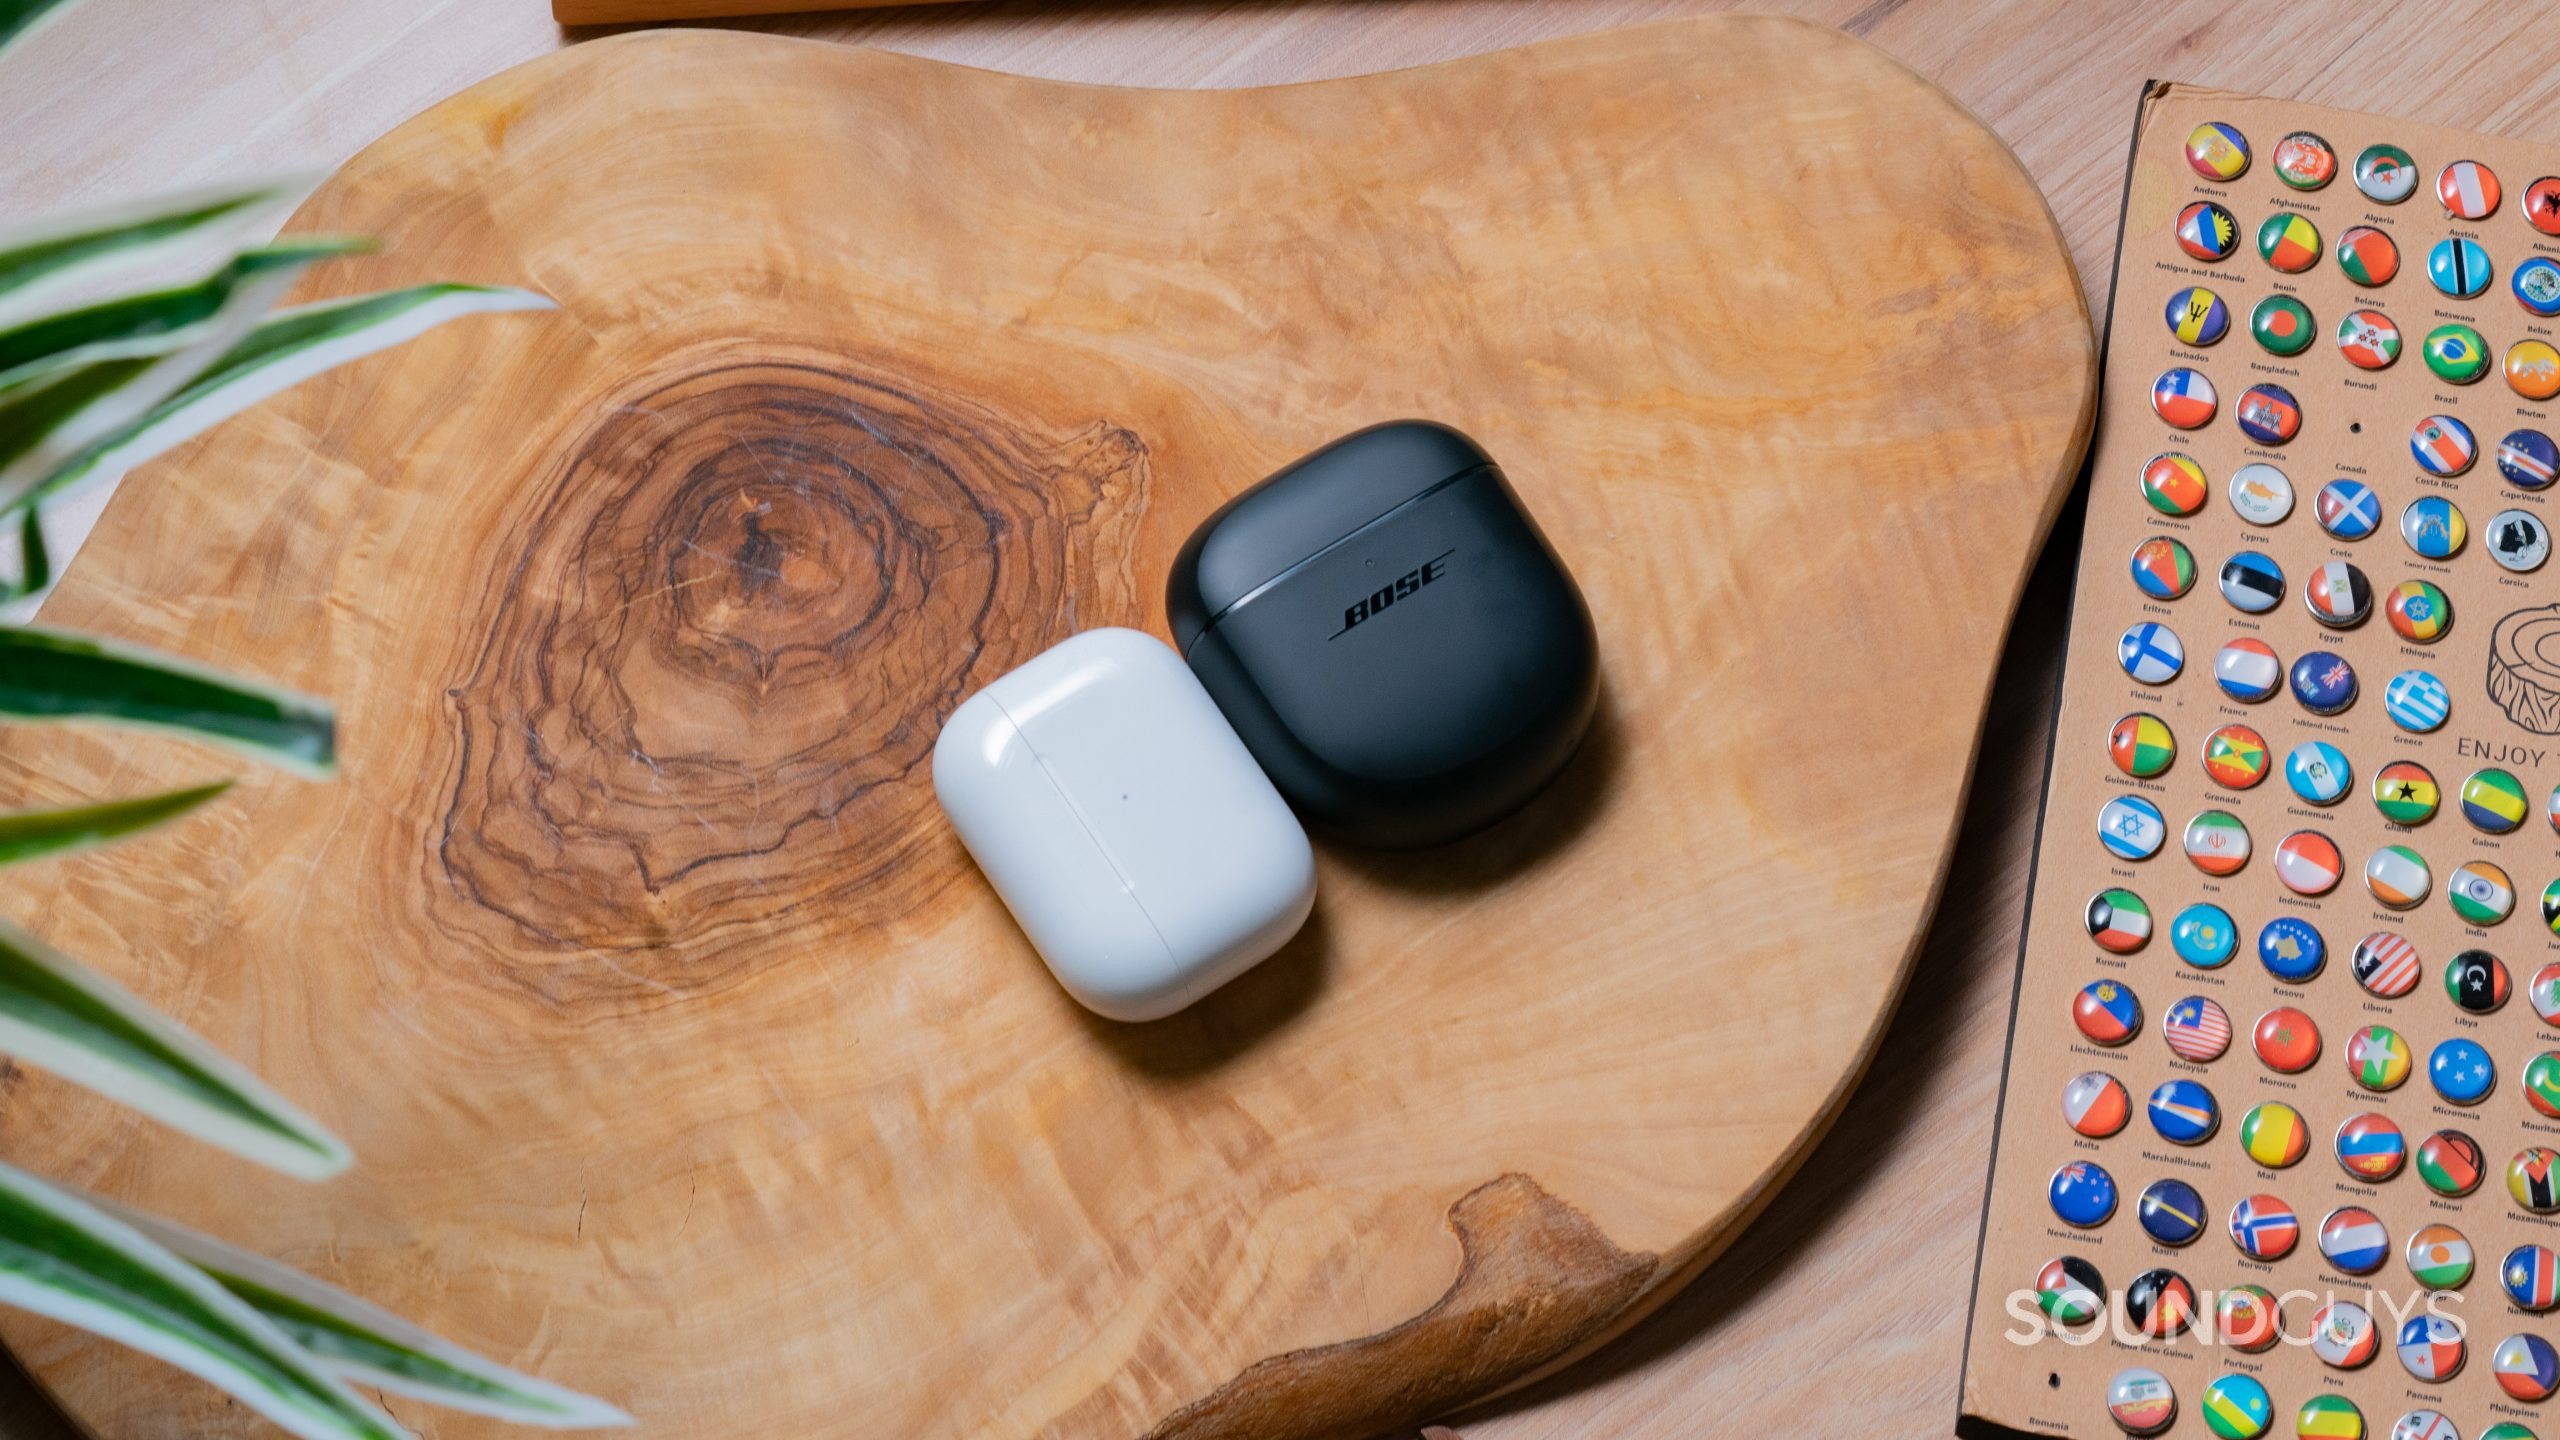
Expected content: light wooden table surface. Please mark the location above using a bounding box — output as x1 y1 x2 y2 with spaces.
5 1 2559 1436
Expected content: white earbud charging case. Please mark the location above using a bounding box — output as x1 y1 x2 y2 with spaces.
931 628 1316 1021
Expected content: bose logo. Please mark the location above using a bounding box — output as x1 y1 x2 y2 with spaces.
1331 549 1455 639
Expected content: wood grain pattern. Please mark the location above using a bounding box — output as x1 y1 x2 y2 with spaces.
0 15 2092 1439
551 0 974 24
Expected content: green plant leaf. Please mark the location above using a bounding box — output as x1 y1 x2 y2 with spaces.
0 0 77 57
106 1205 634 1430
5 282 553 519
0 176 318 330
0 1162 406 1440
0 914 350 1178
5 504 45 602
0 626 333 775
0 782 231 866
0 244 332 510
0 237 371 391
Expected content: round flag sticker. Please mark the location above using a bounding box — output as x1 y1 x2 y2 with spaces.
2139 453 2209 515
2355 143 2417 204
2250 293 2314 355
2533 962 2560 1023
2427 236 2492 297
2449 949 2512 1011
2335 1111 2406 1181
2050 1158 2118 1226
2510 338 2560 401
2315 478 2381 538
2494 1332 2560 1401
2257 211 2322 273
2448 861 2514 926
2214 637 2283 702
2489 507 2551 572
2385 579 2451 643
2290 649 2356 714
2108 1367 2176 1437
2256 915 2322 982
2153 366 2218 429
2201 724 2269 789
2118 620 2184 684
2302 560 2370 626
2422 321 2490 383
2400 495 2466 559
2183 808 2250 876
2527 1052 2560 1119
2147 1081 2219 1145
2186 122 2251 181
2219 550 2285 613
2035 1255 2104 1325
2227 461 2292 524
2125 1267 2195 1338
2500 427 2558 489
2176 199 2239 262
2063 1070 2129 1137
2086 891 2152 957
2419 1129 2485 1197
2295 1395 2362 1439
2252 1006 2320 1073
2228 1193 2298 1260
2309 1297 2377 1369
2098 794 2165 860
2172 902 2237 969
2384 669 2450 732
2165 285 2230 345
2284 740 2350 805
2430 1035 2496 1105
2531 176 2560 234
2345 1023 2412 1091
2365 753 2426 819
2162 994 2231 1062
2240 1100 2309 1168
2439 157 2502 218
2352 931 2421 998
2546 878 2560 939
2274 130 2336 189
2139 1180 2206 1249
2336 308 2400 369
2412 414 2476 475
2109 712 2175 777
2273 829 2343 895
2395 1313 2466 1383
2131 535 2197 598
2234 382 2300 444
2463 767 2529 833
2197 1373 2268 1438
2337 224 2398 286
2319 1206 2389 1274
2365 844 2432 909
2516 255 2560 316
2510 1239 2560 1305
2216 1286 2279 1354
2404 1222 2471 1289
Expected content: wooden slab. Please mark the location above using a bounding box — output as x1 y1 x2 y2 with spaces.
0 17 2092 1438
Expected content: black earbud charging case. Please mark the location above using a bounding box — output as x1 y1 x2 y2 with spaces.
1166 421 1599 849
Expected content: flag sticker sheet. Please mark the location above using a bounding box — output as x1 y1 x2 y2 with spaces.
1962 84 2560 1440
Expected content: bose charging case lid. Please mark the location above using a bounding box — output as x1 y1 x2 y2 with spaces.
1167 421 1599 849
931 627 1315 1022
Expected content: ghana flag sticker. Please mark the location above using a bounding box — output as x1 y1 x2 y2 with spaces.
2372 760 2439 825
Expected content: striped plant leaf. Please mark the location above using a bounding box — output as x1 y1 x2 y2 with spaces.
0 913 350 1178
0 237 370 390
0 781 230 866
0 176 320 331
0 0 76 58
107 1205 634 1429
0 1162 405 1440
0 626 333 775
0 242 330 509
7 282 553 520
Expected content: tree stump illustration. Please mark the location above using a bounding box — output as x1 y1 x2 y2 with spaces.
2489 604 2560 733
